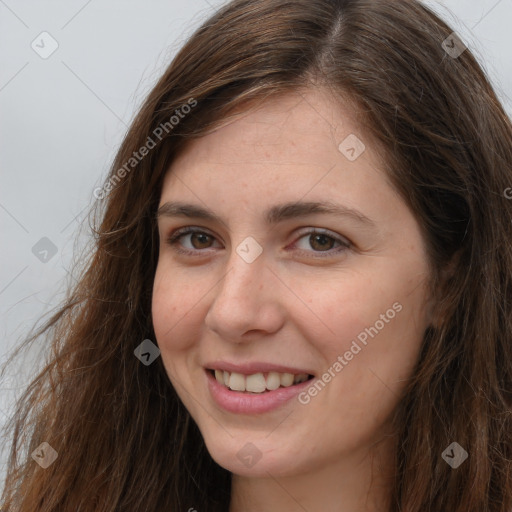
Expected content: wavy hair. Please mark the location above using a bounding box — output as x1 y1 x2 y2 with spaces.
1 0 511 510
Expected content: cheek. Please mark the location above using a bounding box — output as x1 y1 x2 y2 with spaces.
151 271 201 394
306 268 427 374
291 274 388 352
151 275 175 344
151 265 201 353
308 299 425 442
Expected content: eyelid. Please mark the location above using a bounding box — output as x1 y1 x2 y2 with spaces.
166 226 221 254
292 227 351 248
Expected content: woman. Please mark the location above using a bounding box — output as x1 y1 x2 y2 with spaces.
1 0 511 510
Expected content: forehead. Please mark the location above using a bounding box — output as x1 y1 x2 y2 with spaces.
189 88 364 159
161 87 388 192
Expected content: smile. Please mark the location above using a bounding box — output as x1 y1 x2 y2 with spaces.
205 367 315 414
210 369 312 393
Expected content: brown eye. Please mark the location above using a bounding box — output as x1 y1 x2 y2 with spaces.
166 227 221 256
293 229 350 257
188 232 213 249
309 233 336 251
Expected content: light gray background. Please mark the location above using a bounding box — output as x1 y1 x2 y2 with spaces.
0 0 511 483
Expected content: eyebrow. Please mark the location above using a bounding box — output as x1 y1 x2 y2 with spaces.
156 200 376 228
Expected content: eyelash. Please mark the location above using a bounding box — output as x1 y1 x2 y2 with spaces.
165 227 351 258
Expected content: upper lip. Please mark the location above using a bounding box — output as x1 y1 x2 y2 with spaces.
204 360 314 376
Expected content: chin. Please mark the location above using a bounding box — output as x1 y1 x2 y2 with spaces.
200 429 305 478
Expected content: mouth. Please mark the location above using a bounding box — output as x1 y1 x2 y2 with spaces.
206 368 315 394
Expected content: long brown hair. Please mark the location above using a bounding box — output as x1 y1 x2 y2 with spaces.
1 0 511 510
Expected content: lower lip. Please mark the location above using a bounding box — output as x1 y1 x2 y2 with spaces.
205 370 313 414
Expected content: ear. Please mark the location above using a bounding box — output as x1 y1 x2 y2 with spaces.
427 249 462 329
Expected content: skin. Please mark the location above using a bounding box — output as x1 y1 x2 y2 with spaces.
152 87 434 512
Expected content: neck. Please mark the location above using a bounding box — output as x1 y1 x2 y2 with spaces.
229 435 396 512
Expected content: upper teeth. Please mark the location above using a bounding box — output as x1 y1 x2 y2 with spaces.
214 370 309 393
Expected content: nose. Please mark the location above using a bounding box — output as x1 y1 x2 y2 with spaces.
204 246 285 342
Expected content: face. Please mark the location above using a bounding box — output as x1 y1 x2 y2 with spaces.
152 88 433 478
